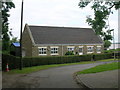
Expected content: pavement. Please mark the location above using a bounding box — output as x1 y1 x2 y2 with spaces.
75 67 119 89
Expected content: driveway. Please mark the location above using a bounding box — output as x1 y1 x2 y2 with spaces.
2 61 114 88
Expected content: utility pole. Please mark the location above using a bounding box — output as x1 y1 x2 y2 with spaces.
113 29 115 60
20 0 24 70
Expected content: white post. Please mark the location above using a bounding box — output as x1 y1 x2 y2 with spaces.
118 9 120 61
113 30 115 60
61 45 63 56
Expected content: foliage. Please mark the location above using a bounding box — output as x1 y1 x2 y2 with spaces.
77 62 119 74
104 48 120 53
2 54 20 71
104 40 111 49
93 53 112 60
2 53 113 70
65 51 74 55
1 1 15 51
4 59 115 74
78 1 120 48
10 37 19 44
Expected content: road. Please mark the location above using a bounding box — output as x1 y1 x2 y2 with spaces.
3 61 114 88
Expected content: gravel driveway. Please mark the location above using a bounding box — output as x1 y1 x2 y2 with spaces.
2 61 114 88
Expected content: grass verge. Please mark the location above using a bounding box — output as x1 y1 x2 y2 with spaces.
3 58 117 74
77 61 120 75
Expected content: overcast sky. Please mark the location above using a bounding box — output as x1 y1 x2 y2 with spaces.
8 0 118 42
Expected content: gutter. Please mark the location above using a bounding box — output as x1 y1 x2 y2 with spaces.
34 43 103 46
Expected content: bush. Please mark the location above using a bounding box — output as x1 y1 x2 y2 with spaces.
104 49 115 53
104 48 120 53
2 53 113 70
2 54 20 71
65 51 74 55
94 53 112 60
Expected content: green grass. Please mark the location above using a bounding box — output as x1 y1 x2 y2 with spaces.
3 58 118 74
4 61 96 74
77 62 120 75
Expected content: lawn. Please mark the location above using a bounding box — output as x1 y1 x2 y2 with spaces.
77 61 120 75
4 58 118 74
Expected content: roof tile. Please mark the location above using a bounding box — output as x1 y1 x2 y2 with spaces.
28 25 103 44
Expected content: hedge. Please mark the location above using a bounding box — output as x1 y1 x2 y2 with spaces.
93 53 113 60
2 53 113 71
2 54 20 71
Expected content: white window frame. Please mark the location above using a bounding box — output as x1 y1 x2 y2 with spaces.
79 46 83 55
51 46 59 55
38 47 47 55
97 46 101 53
87 46 94 54
67 46 74 52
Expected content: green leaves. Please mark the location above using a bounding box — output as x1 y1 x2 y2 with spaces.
65 51 74 55
2 2 15 51
5 2 15 9
104 40 112 50
78 1 120 49
78 1 90 8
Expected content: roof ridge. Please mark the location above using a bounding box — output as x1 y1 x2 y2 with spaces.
28 25 92 30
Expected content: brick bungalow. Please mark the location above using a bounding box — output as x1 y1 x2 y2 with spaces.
22 24 104 57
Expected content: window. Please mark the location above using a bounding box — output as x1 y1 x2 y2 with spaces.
97 46 101 53
68 48 74 51
67 46 74 52
79 46 83 52
87 46 94 53
79 48 83 52
79 46 83 55
51 47 58 55
38 47 47 55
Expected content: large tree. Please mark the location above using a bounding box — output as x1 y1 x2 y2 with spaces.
1 1 15 52
78 1 120 49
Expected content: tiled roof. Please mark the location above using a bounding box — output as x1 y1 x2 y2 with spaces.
28 25 103 45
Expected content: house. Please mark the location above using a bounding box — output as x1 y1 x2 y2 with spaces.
10 42 20 56
22 24 104 57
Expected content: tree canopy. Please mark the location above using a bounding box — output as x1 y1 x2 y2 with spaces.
1 1 15 52
78 1 120 49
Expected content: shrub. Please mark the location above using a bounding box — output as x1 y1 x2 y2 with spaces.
104 48 120 53
65 51 74 55
94 53 113 60
2 54 20 71
2 53 113 70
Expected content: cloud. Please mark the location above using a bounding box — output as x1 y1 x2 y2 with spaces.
8 0 118 43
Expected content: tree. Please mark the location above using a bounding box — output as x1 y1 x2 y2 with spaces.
104 40 112 50
1 1 15 52
78 1 120 49
10 37 19 44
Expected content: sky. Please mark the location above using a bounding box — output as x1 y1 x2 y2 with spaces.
8 0 118 43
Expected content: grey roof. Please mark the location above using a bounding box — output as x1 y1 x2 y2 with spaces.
28 25 103 45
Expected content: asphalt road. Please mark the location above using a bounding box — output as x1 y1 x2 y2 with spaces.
3 61 114 88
